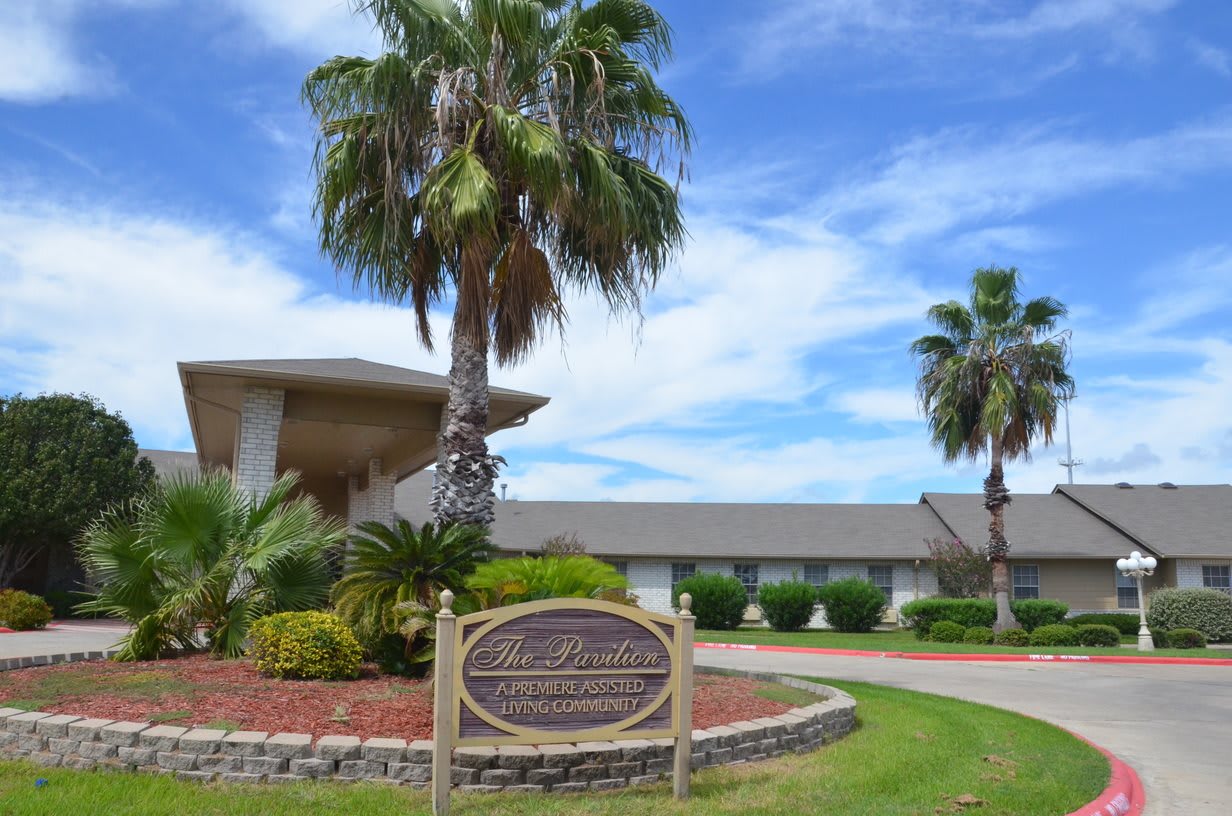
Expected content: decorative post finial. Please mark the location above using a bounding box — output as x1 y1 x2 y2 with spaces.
440 589 454 616
679 593 692 615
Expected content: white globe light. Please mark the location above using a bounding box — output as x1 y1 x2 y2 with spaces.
1116 558 1130 572
1143 556 1157 570
1130 551 1143 561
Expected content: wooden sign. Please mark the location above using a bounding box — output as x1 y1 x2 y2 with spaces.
432 592 695 815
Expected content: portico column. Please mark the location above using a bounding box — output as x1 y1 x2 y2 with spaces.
234 386 284 500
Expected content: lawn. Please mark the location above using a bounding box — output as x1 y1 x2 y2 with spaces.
0 677 1108 816
696 627 1232 659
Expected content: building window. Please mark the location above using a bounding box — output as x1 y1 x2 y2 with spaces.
804 564 829 588
1012 565 1040 600
1116 571 1138 609
867 565 893 601
734 564 759 606
1203 565 1231 596
609 561 628 577
670 562 695 595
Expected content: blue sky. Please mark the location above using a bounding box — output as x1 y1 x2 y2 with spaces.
1 0 1230 504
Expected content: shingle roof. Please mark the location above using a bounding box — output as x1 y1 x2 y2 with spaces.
394 473 950 559
138 448 200 477
920 492 1144 559
1054 483 1232 558
188 358 546 401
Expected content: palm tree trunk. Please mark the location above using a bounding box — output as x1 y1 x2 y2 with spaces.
432 327 501 528
984 435 1019 632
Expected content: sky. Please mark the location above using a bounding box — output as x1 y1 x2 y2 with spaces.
1 0 1230 505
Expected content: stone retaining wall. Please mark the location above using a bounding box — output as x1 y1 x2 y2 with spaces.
0 670 856 792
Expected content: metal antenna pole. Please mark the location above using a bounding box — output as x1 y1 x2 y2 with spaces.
1058 396 1083 484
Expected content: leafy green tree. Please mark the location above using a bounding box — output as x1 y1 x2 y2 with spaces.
910 267 1073 631
926 537 992 599
0 393 155 589
331 519 495 648
77 469 346 660
304 0 691 527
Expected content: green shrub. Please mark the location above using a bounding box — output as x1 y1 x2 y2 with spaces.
1028 623 1079 647
1009 599 1069 632
470 555 630 607
0 589 53 630
1067 613 1139 636
899 598 995 639
816 578 888 633
928 620 966 643
1166 628 1207 649
963 626 994 644
757 580 818 632
249 611 362 681
1146 588 1232 642
672 573 747 631
1076 624 1120 647
994 628 1030 647
1150 627 1168 648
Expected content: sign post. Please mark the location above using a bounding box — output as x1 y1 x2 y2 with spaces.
431 592 694 813
673 593 695 799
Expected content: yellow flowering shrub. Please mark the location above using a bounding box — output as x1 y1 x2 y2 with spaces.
248 611 362 680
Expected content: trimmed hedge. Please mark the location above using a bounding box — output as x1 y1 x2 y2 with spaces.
994 628 1030 647
758 580 818 632
1076 624 1120 647
1150 627 1168 648
1166 628 1207 649
249 611 362 681
0 589 53 630
963 626 994 644
674 572 748 631
1028 624 1079 647
816 577 888 633
928 620 966 643
1067 613 1139 636
899 598 996 639
1011 599 1069 632
1146 588 1232 642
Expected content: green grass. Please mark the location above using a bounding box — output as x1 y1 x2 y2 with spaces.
201 719 244 732
148 710 194 724
697 627 1231 659
0 677 1106 816
750 684 821 707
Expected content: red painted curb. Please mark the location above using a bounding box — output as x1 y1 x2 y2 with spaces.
1064 733 1145 816
695 641 1232 665
0 627 13 634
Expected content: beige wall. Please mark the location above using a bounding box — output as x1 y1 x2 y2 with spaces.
1010 558 1170 612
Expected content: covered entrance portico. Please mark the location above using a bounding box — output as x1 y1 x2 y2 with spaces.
177 358 548 527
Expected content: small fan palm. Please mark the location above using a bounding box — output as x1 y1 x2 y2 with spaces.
331 519 495 648
77 469 346 660
466 554 629 607
910 266 1074 631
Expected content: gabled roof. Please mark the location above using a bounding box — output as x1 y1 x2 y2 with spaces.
394 473 951 560
920 492 1147 559
1054 483 1232 558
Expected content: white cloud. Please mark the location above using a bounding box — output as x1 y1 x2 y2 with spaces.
216 0 380 56
829 388 920 424
1190 39 1232 78
0 3 110 102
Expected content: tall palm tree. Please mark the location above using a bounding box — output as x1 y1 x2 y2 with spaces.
910 267 1074 631
304 0 691 526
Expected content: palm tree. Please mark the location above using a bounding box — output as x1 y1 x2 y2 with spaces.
331 518 495 647
304 0 691 527
910 267 1074 631
77 469 346 660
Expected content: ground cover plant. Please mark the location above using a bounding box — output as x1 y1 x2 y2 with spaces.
693 627 1227 659
77 469 346 660
0 657 798 740
0 676 1107 815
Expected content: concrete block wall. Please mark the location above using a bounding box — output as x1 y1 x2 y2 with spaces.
235 387 284 499
621 558 937 626
1175 558 1232 591
0 673 857 792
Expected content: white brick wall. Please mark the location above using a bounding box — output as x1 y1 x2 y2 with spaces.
235 386 284 499
614 557 937 627
1176 558 1232 590
347 458 396 531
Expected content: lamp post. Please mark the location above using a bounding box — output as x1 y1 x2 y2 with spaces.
1117 551 1158 651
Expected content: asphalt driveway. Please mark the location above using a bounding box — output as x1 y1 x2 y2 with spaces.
0 620 129 660
696 647 1231 816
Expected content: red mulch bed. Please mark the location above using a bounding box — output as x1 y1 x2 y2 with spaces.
0 655 810 741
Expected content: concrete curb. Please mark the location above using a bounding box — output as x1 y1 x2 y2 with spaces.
696 641 1232 666
1064 733 1145 816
